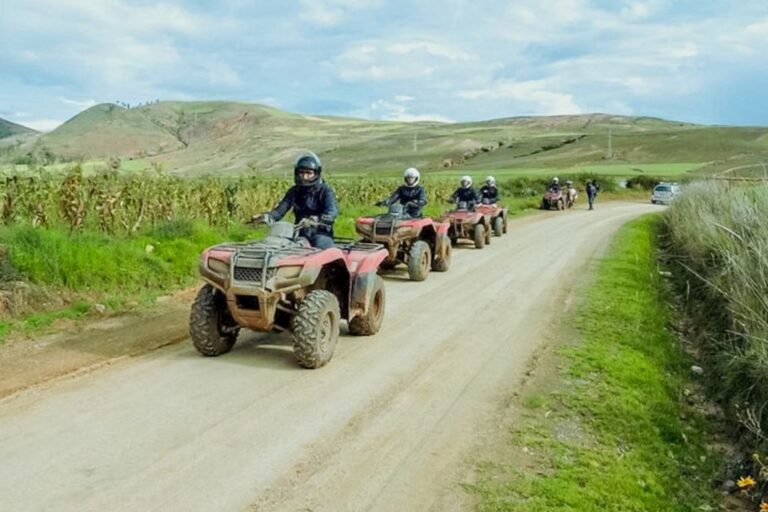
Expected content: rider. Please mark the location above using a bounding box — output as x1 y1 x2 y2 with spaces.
548 176 561 192
377 167 427 217
448 175 479 209
261 152 339 249
479 176 500 204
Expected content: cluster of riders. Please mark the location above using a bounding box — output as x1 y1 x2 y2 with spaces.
547 176 600 210
259 152 597 248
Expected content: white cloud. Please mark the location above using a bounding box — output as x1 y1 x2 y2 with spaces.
23 119 63 132
299 0 381 26
387 42 472 61
356 98 454 123
746 17 768 35
457 80 583 116
333 39 481 82
394 95 414 102
59 97 98 109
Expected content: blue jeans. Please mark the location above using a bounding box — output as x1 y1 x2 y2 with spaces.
299 228 334 249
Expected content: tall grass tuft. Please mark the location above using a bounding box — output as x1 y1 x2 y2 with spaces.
663 181 768 445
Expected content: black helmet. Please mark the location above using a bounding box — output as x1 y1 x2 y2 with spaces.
294 152 322 186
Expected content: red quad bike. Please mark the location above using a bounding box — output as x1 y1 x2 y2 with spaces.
191 217 388 369
355 202 452 281
475 199 509 237
540 189 565 210
440 201 493 249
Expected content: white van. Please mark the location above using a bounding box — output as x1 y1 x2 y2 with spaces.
651 182 681 205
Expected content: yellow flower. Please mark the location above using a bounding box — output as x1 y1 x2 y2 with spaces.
736 475 756 489
760 501 768 512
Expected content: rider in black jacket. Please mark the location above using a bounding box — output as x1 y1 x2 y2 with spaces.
448 175 480 209
479 176 500 204
264 152 339 249
378 167 427 217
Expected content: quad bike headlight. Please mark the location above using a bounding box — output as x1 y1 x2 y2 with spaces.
275 265 302 279
207 257 230 275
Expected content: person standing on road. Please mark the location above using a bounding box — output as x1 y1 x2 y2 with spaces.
259 152 339 249
586 180 598 210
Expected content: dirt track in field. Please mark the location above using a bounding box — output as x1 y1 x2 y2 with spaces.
0 201 659 512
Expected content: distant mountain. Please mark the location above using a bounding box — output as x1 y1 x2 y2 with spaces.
14 101 768 176
0 117 37 139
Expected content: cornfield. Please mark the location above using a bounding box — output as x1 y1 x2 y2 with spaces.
0 166 475 234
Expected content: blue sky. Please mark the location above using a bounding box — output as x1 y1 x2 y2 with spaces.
1 0 767 131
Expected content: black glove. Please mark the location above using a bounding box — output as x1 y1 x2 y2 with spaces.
250 213 273 225
319 214 334 225
376 200 387 207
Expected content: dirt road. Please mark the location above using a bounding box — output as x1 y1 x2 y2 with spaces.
0 202 659 512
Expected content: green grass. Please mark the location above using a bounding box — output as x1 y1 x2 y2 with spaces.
466 215 721 511
663 182 768 446
0 221 250 293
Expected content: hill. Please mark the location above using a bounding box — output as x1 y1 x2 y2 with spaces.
5 102 768 177
0 118 37 139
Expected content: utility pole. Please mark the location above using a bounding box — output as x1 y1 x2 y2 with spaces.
607 127 613 159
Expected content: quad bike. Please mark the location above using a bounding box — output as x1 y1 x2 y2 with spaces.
475 198 509 237
355 202 452 281
565 187 578 209
540 189 565 210
440 201 493 249
191 216 388 369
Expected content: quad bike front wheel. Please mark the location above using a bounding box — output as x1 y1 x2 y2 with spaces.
190 284 239 356
485 223 492 245
348 275 386 335
493 217 504 237
473 224 486 249
408 240 431 281
292 290 340 369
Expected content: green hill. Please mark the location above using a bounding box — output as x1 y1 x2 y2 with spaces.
6 101 768 178
0 118 37 139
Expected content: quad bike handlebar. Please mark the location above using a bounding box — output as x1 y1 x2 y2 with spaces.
248 214 330 232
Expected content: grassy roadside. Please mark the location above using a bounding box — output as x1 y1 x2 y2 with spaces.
466 215 723 511
0 219 255 342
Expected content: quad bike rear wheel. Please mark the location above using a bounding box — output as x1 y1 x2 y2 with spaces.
292 290 340 369
557 199 565 210
190 284 239 356
473 224 486 249
493 217 504 237
407 240 431 281
348 275 386 335
431 237 451 272
503 216 508 234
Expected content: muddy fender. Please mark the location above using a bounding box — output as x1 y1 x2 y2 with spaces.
351 271 383 318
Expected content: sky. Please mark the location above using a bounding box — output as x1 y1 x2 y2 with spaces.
1 0 767 131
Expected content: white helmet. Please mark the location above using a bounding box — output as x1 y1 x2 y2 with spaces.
404 167 420 187
553 177 559 184
485 176 496 187
460 175 472 188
